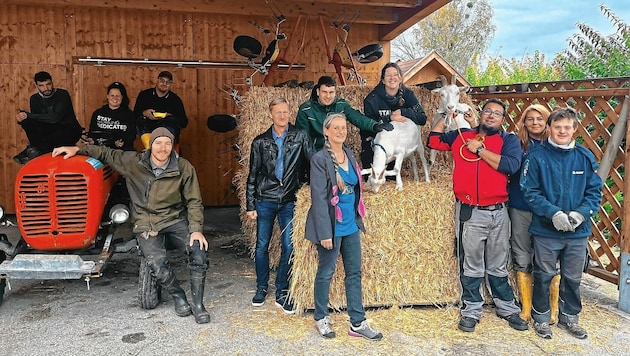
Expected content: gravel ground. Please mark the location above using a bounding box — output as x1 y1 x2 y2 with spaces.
1 207 629 356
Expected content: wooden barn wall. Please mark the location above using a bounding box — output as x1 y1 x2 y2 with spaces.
0 4 387 212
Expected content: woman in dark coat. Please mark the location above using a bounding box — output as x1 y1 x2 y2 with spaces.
361 62 427 170
305 112 383 341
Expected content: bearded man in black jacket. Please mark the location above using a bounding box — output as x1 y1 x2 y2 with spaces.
14 71 83 164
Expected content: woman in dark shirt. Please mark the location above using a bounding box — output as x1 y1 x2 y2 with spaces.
88 82 136 151
361 62 427 170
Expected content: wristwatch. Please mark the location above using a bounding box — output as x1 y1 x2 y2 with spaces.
476 146 485 155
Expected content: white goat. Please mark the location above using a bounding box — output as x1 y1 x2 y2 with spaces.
361 119 430 193
445 102 473 132
429 75 470 167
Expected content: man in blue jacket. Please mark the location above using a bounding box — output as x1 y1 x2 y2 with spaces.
520 107 602 340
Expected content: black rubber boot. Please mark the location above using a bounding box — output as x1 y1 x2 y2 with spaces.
162 272 192 317
190 273 210 324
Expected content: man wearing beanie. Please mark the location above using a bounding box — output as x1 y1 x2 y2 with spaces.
52 127 211 324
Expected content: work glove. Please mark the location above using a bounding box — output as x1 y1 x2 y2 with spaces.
568 211 585 229
373 121 394 133
551 211 574 232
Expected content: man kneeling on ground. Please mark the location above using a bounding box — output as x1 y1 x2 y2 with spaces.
52 127 211 324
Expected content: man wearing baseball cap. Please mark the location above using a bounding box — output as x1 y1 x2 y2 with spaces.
134 71 189 149
52 127 210 324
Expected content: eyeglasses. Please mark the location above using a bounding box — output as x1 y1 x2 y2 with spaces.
481 109 504 118
158 78 173 85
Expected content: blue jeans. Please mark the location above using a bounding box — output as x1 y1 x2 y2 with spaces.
136 220 209 283
314 231 365 325
255 200 295 298
532 236 587 324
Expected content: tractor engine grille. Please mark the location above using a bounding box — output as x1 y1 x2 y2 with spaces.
17 172 89 237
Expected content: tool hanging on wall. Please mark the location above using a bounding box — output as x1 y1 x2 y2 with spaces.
218 83 244 107
320 12 384 86
232 0 287 86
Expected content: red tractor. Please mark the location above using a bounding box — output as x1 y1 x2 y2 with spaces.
0 149 159 308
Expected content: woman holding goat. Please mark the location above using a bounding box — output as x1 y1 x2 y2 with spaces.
361 62 428 171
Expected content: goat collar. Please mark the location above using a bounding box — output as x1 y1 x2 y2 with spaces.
370 140 387 155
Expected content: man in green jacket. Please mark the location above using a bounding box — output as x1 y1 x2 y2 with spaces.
295 76 393 150
52 127 210 324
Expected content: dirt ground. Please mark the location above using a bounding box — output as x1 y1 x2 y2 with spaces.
1 207 629 356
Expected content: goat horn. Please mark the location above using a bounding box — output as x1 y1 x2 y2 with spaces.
438 75 447 86
451 74 458 85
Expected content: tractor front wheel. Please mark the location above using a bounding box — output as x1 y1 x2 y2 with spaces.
0 250 6 306
0 278 5 306
138 256 161 309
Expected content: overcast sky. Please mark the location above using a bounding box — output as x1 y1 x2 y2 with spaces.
487 0 630 60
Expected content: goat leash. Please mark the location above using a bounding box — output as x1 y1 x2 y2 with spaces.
452 111 485 162
459 131 485 162
440 110 469 144
439 109 483 162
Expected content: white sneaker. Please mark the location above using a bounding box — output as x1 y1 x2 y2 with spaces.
315 316 335 338
348 319 383 341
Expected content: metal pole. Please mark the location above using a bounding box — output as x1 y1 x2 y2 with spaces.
619 92 630 313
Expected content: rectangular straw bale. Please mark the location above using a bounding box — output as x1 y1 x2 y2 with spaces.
289 180 460 312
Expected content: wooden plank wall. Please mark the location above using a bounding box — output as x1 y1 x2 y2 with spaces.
0 3 387 212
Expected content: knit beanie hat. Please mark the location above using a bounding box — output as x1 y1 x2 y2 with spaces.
149 127 174 146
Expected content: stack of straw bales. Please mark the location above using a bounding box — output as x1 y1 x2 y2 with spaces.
234 85 471 310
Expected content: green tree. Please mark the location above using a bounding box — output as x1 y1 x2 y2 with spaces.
391 0 495 73
465 51 560 86
554 5 630 79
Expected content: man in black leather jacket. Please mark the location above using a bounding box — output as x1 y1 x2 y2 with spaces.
246 97 314 313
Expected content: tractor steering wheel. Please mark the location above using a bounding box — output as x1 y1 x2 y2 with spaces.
84 130 120 148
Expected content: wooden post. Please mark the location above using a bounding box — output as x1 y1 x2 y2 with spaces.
619 92 630 313
598 96 629 180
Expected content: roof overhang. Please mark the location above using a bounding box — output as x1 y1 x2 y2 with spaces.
6 0 451 40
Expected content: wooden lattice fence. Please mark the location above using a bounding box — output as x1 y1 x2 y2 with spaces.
469 76 630 285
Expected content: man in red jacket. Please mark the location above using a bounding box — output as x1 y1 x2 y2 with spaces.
428 98 528 333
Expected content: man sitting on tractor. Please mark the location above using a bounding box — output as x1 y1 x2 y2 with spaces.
14 71 83 164
52 127 210 324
